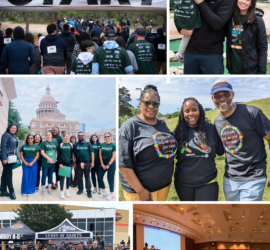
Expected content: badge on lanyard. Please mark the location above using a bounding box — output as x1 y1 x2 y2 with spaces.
158 44 166 50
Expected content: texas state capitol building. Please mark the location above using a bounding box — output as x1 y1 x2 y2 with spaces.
29 86 116 143
0 205 129 245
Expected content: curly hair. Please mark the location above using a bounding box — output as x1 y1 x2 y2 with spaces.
140 85 160 102
173 97 210 147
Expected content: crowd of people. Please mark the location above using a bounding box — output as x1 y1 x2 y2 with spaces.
6 237 128 250
0 17 166 74
0 126 116 200
173 0 268 74
119 79 270 201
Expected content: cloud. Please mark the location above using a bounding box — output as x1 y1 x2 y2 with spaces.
13 77 116 133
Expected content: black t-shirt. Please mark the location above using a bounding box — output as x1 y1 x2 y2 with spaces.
119 116 178 193
214 104 270 181
175 123 224 187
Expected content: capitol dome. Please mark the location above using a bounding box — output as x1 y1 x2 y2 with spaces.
40 86 56 104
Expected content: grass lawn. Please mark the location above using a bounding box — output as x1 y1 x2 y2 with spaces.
119 97 270 201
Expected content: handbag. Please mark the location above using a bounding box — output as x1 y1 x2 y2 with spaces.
7 149 17 164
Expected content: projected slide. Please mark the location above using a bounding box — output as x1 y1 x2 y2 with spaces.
144 226 181 250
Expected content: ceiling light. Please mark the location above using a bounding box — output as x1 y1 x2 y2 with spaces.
137 215 139 217
260 216 263 218
153 219 155 221
181 208 183 210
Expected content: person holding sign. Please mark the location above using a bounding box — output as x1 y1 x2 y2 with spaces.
20 134 40 197
128 27 156 74
40 131 58 196
119 85 178 201
226 0 267 74
92 28 133 74
40 24 67 75
173 98 224 201
73 131 95 198
58 133 74 199
0 123 19 200
98 133 116 200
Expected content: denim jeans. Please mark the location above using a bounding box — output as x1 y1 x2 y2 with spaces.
223 176 266 201
41 166 55 188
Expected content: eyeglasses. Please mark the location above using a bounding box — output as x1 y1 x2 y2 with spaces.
104 136 110 138
141 100 160 108
213 92 231 100
28 137 33 139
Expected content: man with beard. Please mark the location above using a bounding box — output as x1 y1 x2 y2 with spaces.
96 234 105 250
90 242 99 250
27 242 34 250
66 242 73 250
212 79 270 201
73 131 94 198
86 241 92 250
21 245 28 250
59 242 66 250
7 241 15 250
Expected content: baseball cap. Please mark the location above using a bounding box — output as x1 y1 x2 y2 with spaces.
137 27 146 36
61 243 65 245
118 244 123 247
210 79 233 95
105 29 116 38
87 242 91 244
9 241 14 244
107 244 113 247
52 243 56 245
73 243 78 245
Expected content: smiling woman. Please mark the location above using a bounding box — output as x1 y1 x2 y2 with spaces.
119 85 178 202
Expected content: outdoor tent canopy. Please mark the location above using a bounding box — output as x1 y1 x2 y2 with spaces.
35 219 93 241
0 220 35 241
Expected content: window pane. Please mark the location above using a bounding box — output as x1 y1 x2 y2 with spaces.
105 236 113 244
105 222 113 231
105 218 114 222
87 219 95 223
105 230 113 235
3 223 10 228
88 223 95 231
72 219 77 223
77 223 86 230
96 223 104 231
96 218 104 222
78 219 86 222
3 220 10 223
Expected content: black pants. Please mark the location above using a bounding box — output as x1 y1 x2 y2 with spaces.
91 163 100 188
65 51 72 74
77 161 91 193
98 159 115 192
54 161 61 183
174 180 219 201
1 161 14 193
36 160 42 188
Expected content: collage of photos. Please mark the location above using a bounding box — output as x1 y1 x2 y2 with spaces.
0 0 270 249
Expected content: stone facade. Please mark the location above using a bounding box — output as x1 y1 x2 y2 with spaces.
0 78 17 170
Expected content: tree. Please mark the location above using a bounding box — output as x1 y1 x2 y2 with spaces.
8 101 30 140
14 205 73 232
119 87 134 117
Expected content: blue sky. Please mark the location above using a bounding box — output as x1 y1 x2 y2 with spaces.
119 77 270 113
13 77 116 133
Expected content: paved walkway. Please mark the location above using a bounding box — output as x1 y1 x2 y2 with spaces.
0 167 116 201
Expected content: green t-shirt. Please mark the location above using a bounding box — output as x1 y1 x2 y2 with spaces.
71 55 92 75
76 142 94 162
52 135 63 148
40 140 58 167
92 46 132 74
60 142 72 164
92 143 100 164
231 15 245 74
174 0 201 29
20 144 40 159
100 142 116 159
35 143 41 160
128 40 156 74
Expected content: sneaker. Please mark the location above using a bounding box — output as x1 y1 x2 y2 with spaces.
92 187 97 193
41 190 46 196
26 193 31 197
60 192 65 199
106 194 114 200
87 192 92 198
98 188 102 194
35 187 39 191
48 190 54 195
22 194 27 197
174 52 184 63
99 193 108 198
66 190 70 197
77 190 83 195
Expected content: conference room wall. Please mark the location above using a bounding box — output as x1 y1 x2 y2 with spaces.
217 243 249 249
195 242 212 250
136 224 144 250
250 243 270 250
185 237 193 250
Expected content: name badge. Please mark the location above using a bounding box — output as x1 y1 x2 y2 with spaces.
47 46 57 54
4 38 11 44
158 44 166 50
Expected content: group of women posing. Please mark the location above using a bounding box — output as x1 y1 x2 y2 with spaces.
119 85 224 201
0 125 116 200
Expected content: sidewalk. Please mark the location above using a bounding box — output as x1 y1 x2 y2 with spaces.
0 167 116 201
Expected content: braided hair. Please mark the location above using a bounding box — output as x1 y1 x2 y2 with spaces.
173 97 210 147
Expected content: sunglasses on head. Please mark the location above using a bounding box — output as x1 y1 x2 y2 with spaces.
141 99 160 108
